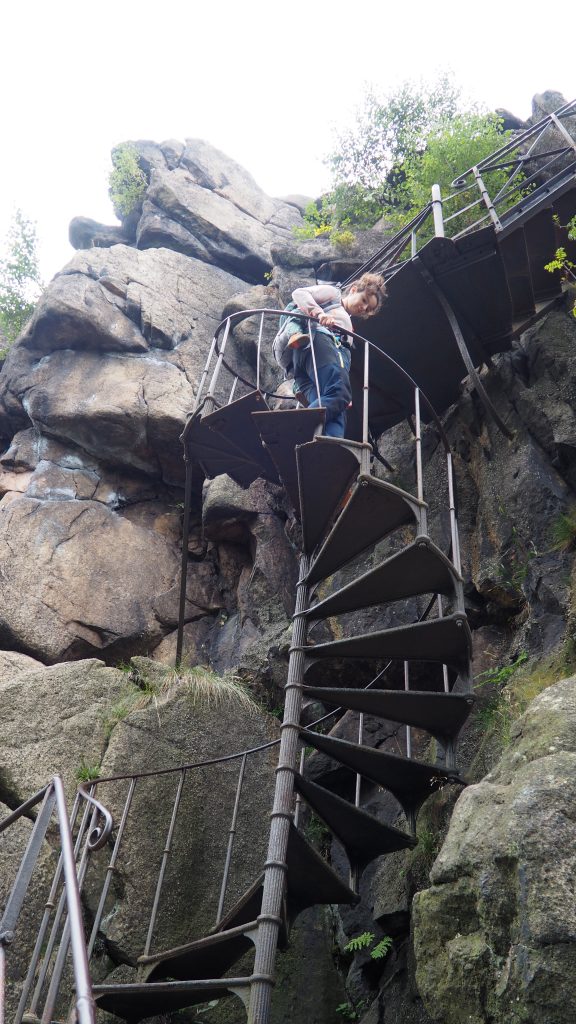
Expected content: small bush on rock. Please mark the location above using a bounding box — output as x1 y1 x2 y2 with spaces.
108 143 148 219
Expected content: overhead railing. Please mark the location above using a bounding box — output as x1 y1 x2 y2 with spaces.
345 97 576 283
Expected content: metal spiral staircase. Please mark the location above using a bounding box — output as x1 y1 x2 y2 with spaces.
1 99 575 1024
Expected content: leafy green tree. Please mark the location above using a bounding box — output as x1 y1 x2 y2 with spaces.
0 209 43 353
108 143 148 219
305 77 511 238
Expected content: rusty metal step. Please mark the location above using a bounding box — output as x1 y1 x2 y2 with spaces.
201 391 280 483
304 474 424 586
302 686 475 746
94 977 250 1020
185 418 264 488
252 408 325 510
296 437 366 554
303 614 472 675
299 728 464 826
294 773 415 868
285 822 358 915
141 920 260 983
304 537 460 620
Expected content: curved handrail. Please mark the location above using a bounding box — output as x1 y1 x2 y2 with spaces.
182 307 454 456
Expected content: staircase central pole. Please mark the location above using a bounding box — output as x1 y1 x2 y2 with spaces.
248 554 311 1024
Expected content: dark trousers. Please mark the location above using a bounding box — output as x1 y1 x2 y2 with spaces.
293 332 352 438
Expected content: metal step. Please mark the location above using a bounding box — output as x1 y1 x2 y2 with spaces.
294 773 415 867
296 437 366 554
299 728 464 826
302 686 475 745
201 391 280 484
304 537 460 620
252 408 325 510
305 474 424 586
302 614 472 675
185 418 264 488
141 920 259 983
285 822 358 916
94 977 250 1021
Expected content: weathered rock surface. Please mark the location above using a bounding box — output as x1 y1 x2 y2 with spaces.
0 659 127 802
413 676 576 1024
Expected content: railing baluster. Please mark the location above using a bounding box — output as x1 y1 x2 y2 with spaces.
256 312 265 392
472 166 503 231
294 749 305 829
437 596 450 694
87 779 137 958
404 662 412 758
307 321 322 422
192 335 218 415
361 341 371 474
205 318 232 415
431 184 445 237
228 376 239 404
23 795 93 1023
447 452 462 576
216 754 247 927
143 771 185 956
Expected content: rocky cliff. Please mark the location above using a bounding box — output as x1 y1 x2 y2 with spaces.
2 92 576 1024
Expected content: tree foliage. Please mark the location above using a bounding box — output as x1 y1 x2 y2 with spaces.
0 210 43 353
108 143 148 219
305 77 511 237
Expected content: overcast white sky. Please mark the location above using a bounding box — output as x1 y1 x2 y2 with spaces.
1 0 574 282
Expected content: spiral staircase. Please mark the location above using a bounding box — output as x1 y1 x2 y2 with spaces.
1 99 575 1024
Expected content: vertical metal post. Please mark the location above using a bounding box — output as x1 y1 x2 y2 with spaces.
411 229 417 256
256 313 265 392
349 712 365 893
447 453 462 575
216 754 248 926
431 184 445 237
0 944 5 1024
88 780 137 958
472 167 503 230
404 662 412 758
205 319 232 416
193 336 218 415
52 777 95 1024
307 322 322 416
176 455 194 667
414 389 428 534
293 749 305 830
228 377 239 404
361 342 371 474
144 772 185 955
249 554 311 1024
437 596 450 694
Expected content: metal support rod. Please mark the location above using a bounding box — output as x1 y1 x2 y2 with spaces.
192 336 218 415
436 597 450 694
24 796 92 1022
411 230 417 257
446 453 462 577
0 944 5 1024
228 376 239 405
248 555 311 1024
307 322 322 419
175 455 194 667
472 166 503 231
416 265 515 440
88 779 137 959
0 788 56 939
216 754 247 926
404 662 412 759
205 318 232 416
431 184 445 237
143 772 185 956
52 777 95 1024
361 341 371 474
40 803 98 1024
549 113 576 155
414 388 424 504
256 313 265 392
293 749 305 830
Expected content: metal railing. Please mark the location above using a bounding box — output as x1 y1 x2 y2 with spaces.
344 98 576 284
0 777 111 1024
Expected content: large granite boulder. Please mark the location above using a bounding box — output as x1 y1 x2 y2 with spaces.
413 676 576 1024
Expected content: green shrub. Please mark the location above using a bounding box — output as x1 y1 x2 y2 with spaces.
108 143 148 219
0 209 43 354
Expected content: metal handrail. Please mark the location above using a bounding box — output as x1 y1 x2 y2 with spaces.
0 777 98 1024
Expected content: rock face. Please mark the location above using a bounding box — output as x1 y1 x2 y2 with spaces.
413 676 576 1024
